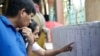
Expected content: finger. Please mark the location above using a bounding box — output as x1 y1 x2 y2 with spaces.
66 46 72 51
20 27 28 29
69 47 72 51
21 27 29 31
68 42 75 46
22 28 30 33
22 33 28 37
22 30 27 34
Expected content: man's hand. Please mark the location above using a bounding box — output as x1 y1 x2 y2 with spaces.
21 27 35 45
60 42 74 52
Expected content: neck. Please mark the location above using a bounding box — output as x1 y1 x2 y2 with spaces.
7 16 18 28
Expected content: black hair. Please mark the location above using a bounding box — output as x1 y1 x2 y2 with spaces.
33 0 40 5
28 19 38 32
44 15 49 21
2 0 36 17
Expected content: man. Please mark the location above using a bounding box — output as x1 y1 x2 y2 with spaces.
0 0 36 56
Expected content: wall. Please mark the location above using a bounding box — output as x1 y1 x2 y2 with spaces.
51 22 100 56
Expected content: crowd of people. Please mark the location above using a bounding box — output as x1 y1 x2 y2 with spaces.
0 0 74 56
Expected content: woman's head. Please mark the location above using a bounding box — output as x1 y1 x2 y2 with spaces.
28 19 39 41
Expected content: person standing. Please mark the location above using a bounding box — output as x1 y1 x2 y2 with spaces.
0 0 36 56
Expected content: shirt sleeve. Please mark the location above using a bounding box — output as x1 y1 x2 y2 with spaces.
32 42 41 51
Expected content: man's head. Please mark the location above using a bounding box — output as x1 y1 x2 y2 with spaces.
3 0 36 28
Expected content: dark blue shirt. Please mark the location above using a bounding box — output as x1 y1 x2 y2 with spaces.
0 16 27 56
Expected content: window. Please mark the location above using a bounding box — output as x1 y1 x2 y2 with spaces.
64 0 85 25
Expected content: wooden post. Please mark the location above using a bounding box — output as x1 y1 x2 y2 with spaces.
85 0 100 22
55 0 64 24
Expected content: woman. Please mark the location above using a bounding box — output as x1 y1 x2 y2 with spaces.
21 19 74 56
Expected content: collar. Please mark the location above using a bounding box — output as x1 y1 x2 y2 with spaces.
0 15 13 26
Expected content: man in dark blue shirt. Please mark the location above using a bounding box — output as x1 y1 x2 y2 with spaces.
0 0 36 56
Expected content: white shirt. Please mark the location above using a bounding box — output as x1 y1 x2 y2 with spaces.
26 42 41 51
32 42 41 51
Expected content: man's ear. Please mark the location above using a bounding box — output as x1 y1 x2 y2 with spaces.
18 8 26 18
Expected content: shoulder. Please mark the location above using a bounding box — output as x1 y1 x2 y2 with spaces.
32 42 41 51
0 16 4 25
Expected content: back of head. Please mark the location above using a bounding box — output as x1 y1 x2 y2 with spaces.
32 13 45 31
44 15 49 22
2 0 36 17
28 19 38 32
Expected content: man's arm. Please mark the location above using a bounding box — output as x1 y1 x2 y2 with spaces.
21 27 35 56
26 43 33 56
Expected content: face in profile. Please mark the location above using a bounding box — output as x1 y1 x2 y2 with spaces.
17 9 34 28
32 25 39 41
